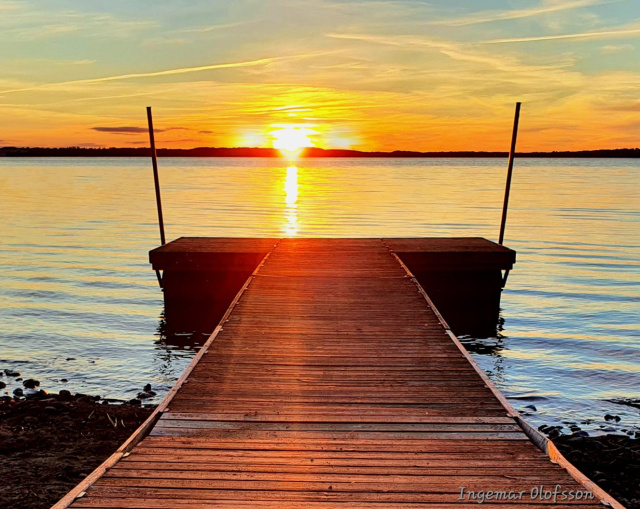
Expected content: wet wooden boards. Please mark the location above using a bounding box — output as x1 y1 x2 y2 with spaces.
69 239 606 508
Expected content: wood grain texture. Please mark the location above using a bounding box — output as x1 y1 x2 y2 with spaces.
70 238 606 508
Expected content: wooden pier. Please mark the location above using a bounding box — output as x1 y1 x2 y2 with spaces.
56 238 620 508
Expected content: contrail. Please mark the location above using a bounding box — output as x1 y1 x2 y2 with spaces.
430 0 626 27
483 28 640 44
0 57 278 95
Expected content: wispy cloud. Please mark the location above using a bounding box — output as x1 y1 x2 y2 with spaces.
92 126 192 134
601 43 634 52
483 27 640 44
430 0 623 27
0 57 283 95
0 10 157 41
141 38 191 48
326 33 573 76
177 21 256 34
92 126 149 134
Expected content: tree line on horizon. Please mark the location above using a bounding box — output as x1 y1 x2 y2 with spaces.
1 146 639 158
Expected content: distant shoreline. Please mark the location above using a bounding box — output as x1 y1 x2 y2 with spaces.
1 146 640 158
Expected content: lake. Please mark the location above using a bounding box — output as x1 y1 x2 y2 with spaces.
0 156 638 436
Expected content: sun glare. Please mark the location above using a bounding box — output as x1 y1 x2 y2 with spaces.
270 125 316 156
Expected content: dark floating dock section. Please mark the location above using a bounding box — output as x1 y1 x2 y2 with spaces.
151 237 516 337
55 238 622 508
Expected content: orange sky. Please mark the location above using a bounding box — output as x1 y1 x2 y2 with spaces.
1 0 639 151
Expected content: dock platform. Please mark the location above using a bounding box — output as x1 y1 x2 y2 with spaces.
57 238 618 508
150 237 516 336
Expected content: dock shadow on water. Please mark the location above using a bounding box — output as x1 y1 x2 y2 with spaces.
154 309 213 353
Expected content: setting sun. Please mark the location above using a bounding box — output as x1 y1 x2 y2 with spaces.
270 125 317 155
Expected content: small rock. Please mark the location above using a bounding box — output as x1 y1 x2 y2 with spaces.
571 430 589 438
60 379 68 383
548 428 562 439
44 406 59 415
23 379 40 389
128 398 141 406
26 389 48 400
58 389 73 401
4 369 20 377
66 358 76 361
13 388 24 397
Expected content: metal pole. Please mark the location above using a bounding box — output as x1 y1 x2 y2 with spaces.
498 102 521 245
147 106 166 245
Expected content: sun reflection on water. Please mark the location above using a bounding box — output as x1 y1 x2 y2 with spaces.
283 165 298 236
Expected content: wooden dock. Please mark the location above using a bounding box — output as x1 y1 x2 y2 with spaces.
57 238 620 508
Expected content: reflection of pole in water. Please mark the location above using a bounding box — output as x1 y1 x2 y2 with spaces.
284 166 298 236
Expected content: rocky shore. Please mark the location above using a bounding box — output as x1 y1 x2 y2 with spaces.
552 433 640 509
0 390 154 509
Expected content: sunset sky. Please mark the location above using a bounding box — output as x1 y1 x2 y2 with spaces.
1 0 639 151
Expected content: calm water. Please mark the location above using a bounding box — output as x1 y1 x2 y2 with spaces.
1 157 638 436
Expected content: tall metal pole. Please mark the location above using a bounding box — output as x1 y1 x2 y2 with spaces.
498 102 521 245
147 106 166 245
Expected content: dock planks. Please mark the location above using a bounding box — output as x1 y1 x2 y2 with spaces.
65 239 613 508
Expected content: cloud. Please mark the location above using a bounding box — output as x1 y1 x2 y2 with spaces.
601 43 634 52
482 27 640 44
0 9 157 41
92 126 192 134
77 142 104 148
0 57 285 95
326 33 573 77
141 37 190 48
430 0 621 27
177 21 256 34
92 126 149 134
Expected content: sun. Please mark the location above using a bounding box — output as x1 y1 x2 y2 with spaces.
270 125 316 156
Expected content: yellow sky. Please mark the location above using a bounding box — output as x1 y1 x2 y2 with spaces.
1 0 639 151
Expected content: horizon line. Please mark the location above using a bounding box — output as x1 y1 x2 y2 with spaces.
2 146 640 157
